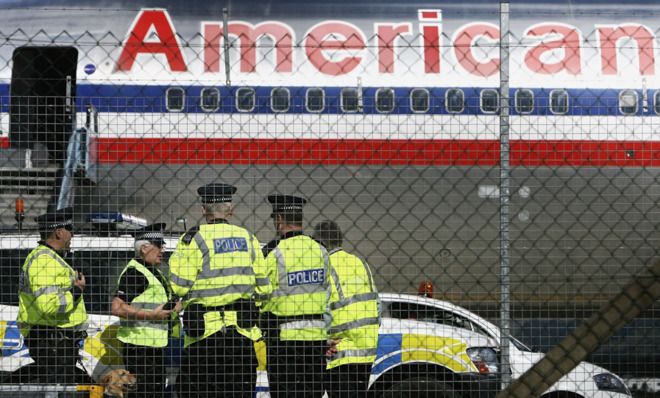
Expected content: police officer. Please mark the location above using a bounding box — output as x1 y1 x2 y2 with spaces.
17 207 88 384
112 223 179 397
313 220 380 398
260 194 330 398
169 183 271 397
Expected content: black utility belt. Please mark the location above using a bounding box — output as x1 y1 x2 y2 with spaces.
28 325 87 340
264 313 325 325
200 298 257 313
184 300 257 338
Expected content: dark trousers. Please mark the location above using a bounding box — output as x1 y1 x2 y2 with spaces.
265 334 326 398
178 328 256 398
123 344 165 397
325 363 373 398
21 326 87 385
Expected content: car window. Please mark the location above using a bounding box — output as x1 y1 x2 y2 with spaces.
385 301 474 331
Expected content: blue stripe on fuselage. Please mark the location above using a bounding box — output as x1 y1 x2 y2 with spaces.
0 83 654 117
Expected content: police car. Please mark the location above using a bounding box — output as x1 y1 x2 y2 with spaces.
376 292 631 398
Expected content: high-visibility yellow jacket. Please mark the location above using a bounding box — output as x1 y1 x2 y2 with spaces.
18 244 87 335
325 248 380 369
261 232 329 341
116 259 170 348
169 221 270 345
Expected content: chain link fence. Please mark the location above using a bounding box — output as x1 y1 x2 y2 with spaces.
0 2 657 397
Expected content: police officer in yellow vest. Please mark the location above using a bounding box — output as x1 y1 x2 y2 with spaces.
261 194 330 398
17 207 88 384
313 220 380 398
112 223 178 397
169 183 271 397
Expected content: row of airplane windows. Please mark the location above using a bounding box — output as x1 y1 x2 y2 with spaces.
165 87 657 115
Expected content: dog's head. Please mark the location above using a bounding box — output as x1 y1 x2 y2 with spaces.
100 369 137 398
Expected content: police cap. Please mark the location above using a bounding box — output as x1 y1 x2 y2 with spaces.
267 194 307 218
35 207 74 233
198 183 237 204
134 223 166 247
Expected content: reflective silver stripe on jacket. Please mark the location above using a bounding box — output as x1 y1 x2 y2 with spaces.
329 292 379 311
249 233 257 264
56 292 68 314
120 320 169 331
194 233 256 279
279 320 326 331
271 244 329 297
328 317 380 335
255 277 270 286
331 348 378 360
187 284 255 299
170 273 195 288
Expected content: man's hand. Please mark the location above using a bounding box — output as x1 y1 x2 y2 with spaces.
73 271 86 291
150 304 174 320
326 338 341 358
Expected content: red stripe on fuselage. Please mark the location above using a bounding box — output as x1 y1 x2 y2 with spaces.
94 138 660 167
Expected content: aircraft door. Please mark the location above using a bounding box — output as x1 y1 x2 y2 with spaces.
9 46 78 166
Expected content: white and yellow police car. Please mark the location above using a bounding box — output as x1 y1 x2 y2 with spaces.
376 292 631 398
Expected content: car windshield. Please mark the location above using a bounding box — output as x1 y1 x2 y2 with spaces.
509 335 533 352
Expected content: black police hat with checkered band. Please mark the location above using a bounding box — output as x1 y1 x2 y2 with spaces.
197 183 237 204
134 223 166 246
35 207 74 233
267 194 307 218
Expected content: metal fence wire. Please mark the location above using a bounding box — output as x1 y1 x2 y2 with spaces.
0 3 658 398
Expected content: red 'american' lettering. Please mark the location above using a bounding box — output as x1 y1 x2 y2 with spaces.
115 8 657 77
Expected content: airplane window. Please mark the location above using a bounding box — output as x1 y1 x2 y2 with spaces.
480 89 499 113
619 90 638 115
410 88 430 113
341 87 360 113
446 88 465 113
236 87 255 112
166 87 185 112
655 91 660 115
271 87 290 112
376 88 395 113
550 90 569 114
515 89 534 114
200 88 219 112
306 88 324 112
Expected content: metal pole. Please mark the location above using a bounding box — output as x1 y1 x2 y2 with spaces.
223 8 231 87
499 0 512 390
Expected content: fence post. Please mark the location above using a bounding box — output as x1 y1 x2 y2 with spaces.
499 0 512 390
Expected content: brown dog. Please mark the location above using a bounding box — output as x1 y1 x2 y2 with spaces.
99 369 138 398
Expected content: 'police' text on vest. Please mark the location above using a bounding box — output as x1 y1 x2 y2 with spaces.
287 269 324 286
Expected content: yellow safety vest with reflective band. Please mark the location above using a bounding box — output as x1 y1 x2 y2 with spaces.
116 259 170 348
18 244 87 335
262 234 329 341
326 248 380 369
169 222 270 345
